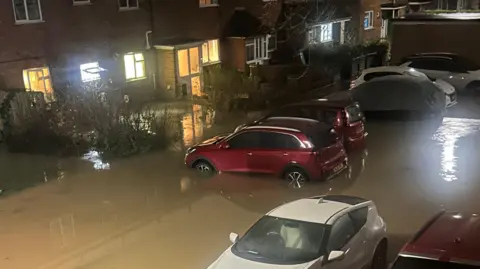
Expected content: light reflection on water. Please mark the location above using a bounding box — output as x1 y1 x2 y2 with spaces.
433 117 480 182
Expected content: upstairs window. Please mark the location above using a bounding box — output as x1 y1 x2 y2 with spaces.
364 10 374 29
199 0 219 7
119 0 138 10
13 0 43 24
309 23 333 44
202 39 220 64
246 35 270 64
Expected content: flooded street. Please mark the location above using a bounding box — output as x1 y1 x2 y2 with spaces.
2 97 480 269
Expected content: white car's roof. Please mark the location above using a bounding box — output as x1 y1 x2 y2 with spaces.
266 196 370 224
363 66 415 73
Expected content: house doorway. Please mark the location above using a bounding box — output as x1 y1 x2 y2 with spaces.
177 47 203 97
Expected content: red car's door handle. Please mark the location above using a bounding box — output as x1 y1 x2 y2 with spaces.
247 152 253 156
282 153 289 156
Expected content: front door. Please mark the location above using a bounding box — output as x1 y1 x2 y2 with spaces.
176 46 203 98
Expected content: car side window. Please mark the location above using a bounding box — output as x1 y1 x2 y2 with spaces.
261 132 301 150
408 59 436 70
327 214 356 251
349 207 369 233
364 72 401 81
228 131 261 149
410 58 465 73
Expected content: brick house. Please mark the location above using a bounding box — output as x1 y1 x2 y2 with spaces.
0 0 383 102
0 0 152 101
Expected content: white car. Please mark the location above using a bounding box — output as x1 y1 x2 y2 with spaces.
399 53 480 94
352 66 457 107
208 195 387 269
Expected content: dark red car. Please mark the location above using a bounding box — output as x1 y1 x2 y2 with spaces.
392 210 480 269
235 99 366 151
185 118 348 187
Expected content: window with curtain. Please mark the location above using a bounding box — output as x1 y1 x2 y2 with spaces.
124 52 146 80
13 0 42 23
202 39 220 64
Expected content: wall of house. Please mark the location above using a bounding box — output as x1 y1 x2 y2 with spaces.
156 48 177 99
390 22 480 64
0 0 151 94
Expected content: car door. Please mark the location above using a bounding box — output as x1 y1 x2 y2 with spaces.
220 131 261 172
324 213 365 269
247 132 302 174
348 206 371 266
343 104 365 150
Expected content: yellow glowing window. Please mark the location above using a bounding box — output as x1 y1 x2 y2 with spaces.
202 39 220 64
23 67 54 102
124 52 146 81
189 47 200 74
178 49 189 77
191 76 202 97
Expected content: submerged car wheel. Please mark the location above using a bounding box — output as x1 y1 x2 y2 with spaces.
371 239 388 269
193 160 215 175
284 168 308 189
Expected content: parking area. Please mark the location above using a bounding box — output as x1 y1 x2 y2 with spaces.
74 96 480 269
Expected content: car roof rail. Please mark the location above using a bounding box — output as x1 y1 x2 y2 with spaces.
409 209 446 244
244 125 301 132
264 116 321 123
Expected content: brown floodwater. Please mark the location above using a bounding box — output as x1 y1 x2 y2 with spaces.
1 97 480 269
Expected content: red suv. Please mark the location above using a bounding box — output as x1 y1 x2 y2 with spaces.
235 99 366 151
185 118 348 187
392 210 480 269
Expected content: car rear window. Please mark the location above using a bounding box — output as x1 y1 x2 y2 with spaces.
364 71 401 81
392 256 479 269
346 105 363 123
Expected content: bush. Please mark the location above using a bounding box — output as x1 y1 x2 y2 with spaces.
203 65 257 112
1 88 177 158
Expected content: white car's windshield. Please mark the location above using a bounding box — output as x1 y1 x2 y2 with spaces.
232 216 329 265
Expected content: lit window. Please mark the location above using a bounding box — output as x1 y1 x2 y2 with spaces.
177 47 201 77
199 0 218 7
309 23 333 44
12 0 43 23
202 39 220 64
246 35 269 64
364 10 374 29
124 52 146 81
80 62 103 82
119 0 138 10
178 49 189 77
73 0 90 5
189 47 200 74
23 67 54 101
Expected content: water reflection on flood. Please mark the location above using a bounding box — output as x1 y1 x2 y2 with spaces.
433 117 480 182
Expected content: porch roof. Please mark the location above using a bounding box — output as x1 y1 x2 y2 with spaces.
223 9 272 38
381 2 407 10
153 37 206 49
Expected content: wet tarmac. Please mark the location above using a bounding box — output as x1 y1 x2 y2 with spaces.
2 96 480 269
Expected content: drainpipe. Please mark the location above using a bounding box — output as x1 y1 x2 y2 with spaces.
147 0 158 91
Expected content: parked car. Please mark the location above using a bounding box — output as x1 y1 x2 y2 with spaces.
351 66 457 107
399 52 480 94
327 76 446 118
185 118 348 186
234 99 366 151
208 195 388 269
391 210 480 269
